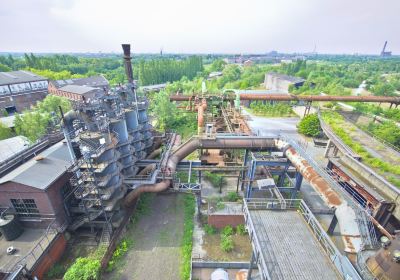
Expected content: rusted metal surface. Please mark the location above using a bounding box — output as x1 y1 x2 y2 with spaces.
121 44 134 83
367 233 400 279
170 93 400 104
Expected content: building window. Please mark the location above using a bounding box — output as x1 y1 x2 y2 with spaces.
10 198 40 218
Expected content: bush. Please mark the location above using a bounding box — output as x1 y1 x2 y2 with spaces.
180 195 196 280
298 113 321 137
107 238 133 272
216 201 225 210
220 235 234 252
204 224 217 235
236 224 247 235
221 226 234 237
64 258 101 280
226 191 240 202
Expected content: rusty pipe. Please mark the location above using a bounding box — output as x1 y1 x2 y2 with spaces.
170 94 400 104
196 99 207 134
146 148 162 160
122 44 134 83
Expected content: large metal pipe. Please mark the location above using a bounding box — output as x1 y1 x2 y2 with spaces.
122 44 134 83
124 135 362 252
170 94 400 104
197 99 207 134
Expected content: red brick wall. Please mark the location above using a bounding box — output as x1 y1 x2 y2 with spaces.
0 172 71 228
31 233 67 279
208 214 245 229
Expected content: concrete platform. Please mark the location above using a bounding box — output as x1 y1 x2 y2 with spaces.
249 210 340 280
0 228 56 273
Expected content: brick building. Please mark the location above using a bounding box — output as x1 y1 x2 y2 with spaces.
0 141 73 228
0 70 48 113
48 75 109 101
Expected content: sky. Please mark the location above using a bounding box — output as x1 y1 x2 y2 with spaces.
1 0 399 54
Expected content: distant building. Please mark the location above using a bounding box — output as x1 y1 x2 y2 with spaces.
243 60 253 67
264 72 305 93
0 70 48 113
48 75 109 101
208 71 223 79
54 85 104 102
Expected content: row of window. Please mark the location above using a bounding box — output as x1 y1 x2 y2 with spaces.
0 81 48 95
10 198 40 218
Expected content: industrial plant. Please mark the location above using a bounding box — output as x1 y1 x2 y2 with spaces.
0 44 399 280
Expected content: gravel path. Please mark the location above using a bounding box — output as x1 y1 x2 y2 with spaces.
104 193 185 280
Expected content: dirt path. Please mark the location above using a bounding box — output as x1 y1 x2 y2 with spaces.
104 193 185 280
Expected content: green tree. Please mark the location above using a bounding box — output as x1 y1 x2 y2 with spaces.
0 122 12 140
36 94 71 116
14 112 51 142
298 113 321 137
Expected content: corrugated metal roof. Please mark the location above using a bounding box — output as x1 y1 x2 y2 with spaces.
58 85 98 95
0 70 47 85
0 141 73 190
0 136 29 162
51 75 109 89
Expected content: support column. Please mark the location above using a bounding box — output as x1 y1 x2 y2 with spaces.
246 160 257 199
277 163 289 188
292 172 303 199
247 251 258 280
327 211 338 235
324 139 332 158
240 149 249 192
333 146 339 157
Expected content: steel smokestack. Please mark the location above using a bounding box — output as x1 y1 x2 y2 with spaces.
122 44 134 83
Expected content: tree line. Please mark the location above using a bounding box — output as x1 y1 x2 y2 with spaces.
138 56 203 86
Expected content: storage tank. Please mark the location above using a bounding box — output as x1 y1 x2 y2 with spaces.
0 215 23 241
211 268 229 280
235 269 248 280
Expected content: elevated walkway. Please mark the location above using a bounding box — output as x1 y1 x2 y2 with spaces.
243 198 362 280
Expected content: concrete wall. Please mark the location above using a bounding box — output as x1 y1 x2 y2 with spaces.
31 233 67 279
0 90 47 112
208 214 245 229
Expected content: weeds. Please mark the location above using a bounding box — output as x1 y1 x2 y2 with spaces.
180 195 195 280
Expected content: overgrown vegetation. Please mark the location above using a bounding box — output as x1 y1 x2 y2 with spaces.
63 246 106 280
14 95 71 142
236 224 247 235
249 101 294 117
298 113 321 137
204 171 227 190
322 111 400 188
220 226 234 252
106 238 134 272
226 191 240 202
204 224 217 235
180 195 195 280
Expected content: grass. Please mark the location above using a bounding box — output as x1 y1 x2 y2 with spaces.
322 111 400 188
106 238 134 272
180 194 196 280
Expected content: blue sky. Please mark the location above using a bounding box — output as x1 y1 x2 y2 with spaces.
1 0 398 54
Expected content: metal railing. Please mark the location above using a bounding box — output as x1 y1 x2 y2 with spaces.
243 198 363 280
5 219 67 274
280 135 378 248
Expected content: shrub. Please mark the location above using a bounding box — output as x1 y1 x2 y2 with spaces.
216 201 225 210
221 226 234 237
298 113 321 137
236 224 247 235
64 258 101 280
220 235 234 252
107 238 134 272
204 224 217 235
226 191 240 202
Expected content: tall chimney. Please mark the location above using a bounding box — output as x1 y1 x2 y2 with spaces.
122 44 134 83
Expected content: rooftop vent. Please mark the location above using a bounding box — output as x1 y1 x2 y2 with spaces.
34 155 45 161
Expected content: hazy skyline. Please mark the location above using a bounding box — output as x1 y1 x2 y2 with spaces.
1 0 399 54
